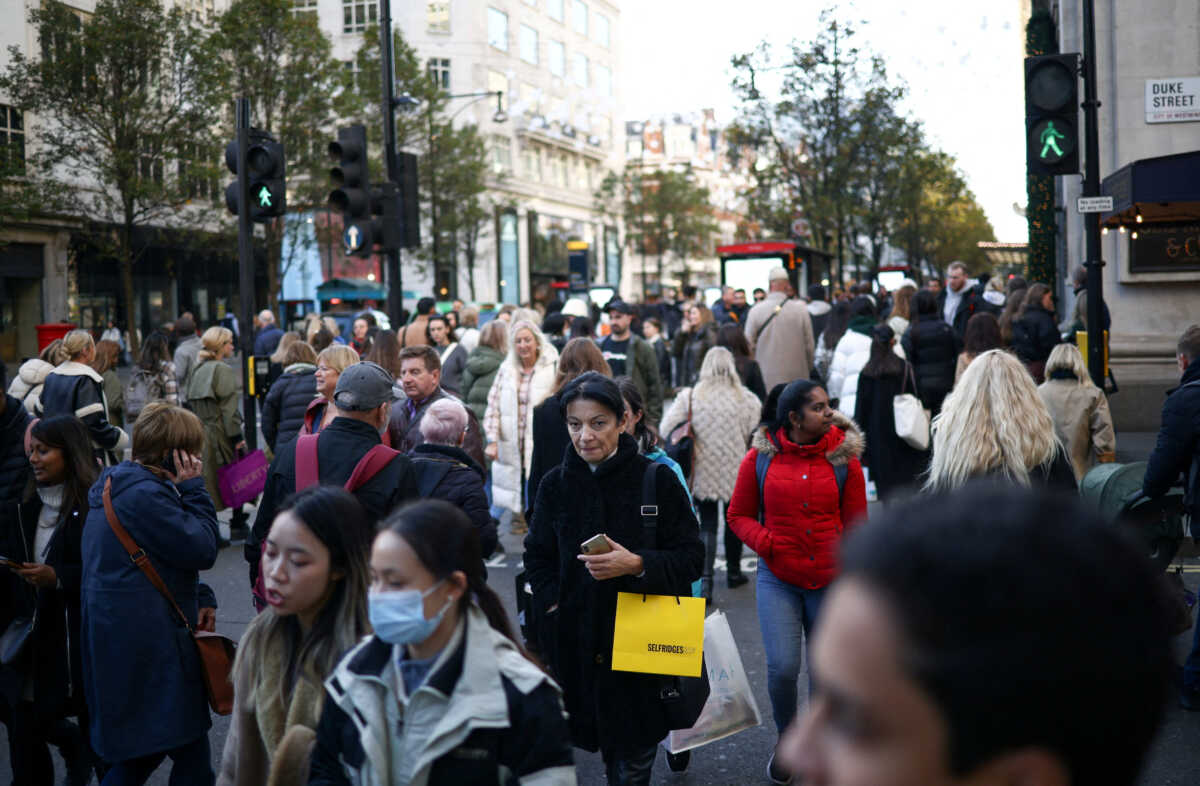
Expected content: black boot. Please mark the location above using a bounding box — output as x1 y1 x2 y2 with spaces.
701 529 717 605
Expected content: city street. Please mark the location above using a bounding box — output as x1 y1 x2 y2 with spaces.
7 497 1200 784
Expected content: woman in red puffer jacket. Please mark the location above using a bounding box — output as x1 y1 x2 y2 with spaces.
728 378 866 785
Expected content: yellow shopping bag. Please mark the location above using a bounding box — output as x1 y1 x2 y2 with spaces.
611 592 706 677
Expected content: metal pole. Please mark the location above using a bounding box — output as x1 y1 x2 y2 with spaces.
380 0 403 326
235 97 258 451
1081 0 1106 388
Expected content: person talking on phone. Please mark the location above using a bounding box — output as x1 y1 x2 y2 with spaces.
525 372 703 785
80 402 220 785
3 415 97 785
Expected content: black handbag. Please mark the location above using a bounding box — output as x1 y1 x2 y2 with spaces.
0 612 35 666
639 465 710 730
664 392 694 480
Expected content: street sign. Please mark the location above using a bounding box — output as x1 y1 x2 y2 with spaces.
1145 77 1200 124
1077 196 1114 213
344 225 364 254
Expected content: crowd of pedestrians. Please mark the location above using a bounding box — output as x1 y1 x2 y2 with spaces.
0 260 1191 786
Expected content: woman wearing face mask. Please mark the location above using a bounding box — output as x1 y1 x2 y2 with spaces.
525 372 703 786
726 379 867 786
218 487 372 786
4 415 98 786
308 499 575 786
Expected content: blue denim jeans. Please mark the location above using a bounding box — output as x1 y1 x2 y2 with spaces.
756 561 827 734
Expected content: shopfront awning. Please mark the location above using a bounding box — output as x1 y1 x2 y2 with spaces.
1101 149 1200 227
315 277 387 302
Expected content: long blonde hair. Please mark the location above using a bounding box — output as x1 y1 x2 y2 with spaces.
925 349 1060 492
198 326 232 362
1044 343 1092 387
694 346 745 399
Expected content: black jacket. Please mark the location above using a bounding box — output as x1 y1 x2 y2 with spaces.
525 393 571 522
937 283 985 340
901 318 960 414
1029 447 1079 492
524 434 704 752
0 394 31 507
387 387 487 468
1144 361 1200 521
249 417 419 561
3 492 86 724
261 365 317 451
1011 305 1061 366
410 443 497 557
854 367 929 498
437 343 469 396
39 362 127 458
671 323 718 387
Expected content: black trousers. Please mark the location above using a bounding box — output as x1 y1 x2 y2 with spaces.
698 499 744 578
601 743 658 786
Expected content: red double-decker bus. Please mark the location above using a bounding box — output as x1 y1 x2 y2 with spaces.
716 241 835 295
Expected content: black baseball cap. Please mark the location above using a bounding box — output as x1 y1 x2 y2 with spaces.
333 362 394 411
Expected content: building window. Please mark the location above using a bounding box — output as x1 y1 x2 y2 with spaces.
572 52 588 88
547 39 564 77
519 24 539 65
177 143 217 203
572 0 587 35
594 12 609 47
594 63 611 96
550 154 567 188
487 7 508 51
490 134 512 173
427 1 450 34
1 105 24 174
522 145 541 181
139 137 163 185
342 0 377 33
548 0 563 22
428 58 450 89
292 0 318 17
343 59 361 90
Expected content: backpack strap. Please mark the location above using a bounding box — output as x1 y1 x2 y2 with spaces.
345 444 400 492
755 450 772 525
833 462 848 506
641 462 659 548
294 434 320 491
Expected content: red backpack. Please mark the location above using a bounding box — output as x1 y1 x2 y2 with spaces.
253 434 399 610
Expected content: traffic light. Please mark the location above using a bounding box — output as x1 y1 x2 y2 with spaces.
224 128 286 222
1025 54 1079 176
397 151 420 249
328 125 373 258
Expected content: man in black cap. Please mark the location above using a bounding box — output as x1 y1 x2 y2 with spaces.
247 361 419 584
601 299 664 424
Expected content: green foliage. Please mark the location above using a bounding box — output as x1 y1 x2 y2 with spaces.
1025 9 1058 286
0 0 217 354
595 164 718 290
728 7 995 284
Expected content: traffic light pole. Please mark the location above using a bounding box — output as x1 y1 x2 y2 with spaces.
235 97 258 451
1082 0 1106 388
379 0 403 327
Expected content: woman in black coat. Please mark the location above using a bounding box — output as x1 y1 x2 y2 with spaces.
525 338 613 521
671 304 719 388
901 289 960 415
525 372 703 785
261 340 318 451
3 416 97 785
1010 282 1061 382
854 326 928 500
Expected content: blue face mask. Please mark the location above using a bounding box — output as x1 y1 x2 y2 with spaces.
369 581 452 646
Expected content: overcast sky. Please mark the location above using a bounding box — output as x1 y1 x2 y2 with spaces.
619 0 1028 241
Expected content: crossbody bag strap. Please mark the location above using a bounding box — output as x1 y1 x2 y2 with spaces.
345 444 400 491
102 477 192 632
753 298 788 345
640 462 659 549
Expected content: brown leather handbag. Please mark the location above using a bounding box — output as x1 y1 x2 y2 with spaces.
102 478 236 715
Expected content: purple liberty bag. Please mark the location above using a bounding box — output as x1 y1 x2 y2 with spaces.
217 448 268 508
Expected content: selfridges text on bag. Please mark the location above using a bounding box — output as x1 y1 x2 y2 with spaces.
665 610 762 754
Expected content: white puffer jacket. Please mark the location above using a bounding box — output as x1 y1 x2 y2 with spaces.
827 330 905 418
484 325 558 513
7 358 55 414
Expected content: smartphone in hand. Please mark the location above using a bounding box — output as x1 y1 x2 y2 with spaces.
580 534 613 555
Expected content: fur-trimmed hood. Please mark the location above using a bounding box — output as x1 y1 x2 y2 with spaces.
751 410 865 466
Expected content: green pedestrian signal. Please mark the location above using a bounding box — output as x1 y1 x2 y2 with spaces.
1040 122 1066 159
1029 118 1075 166
1024 54 1079 175
257 186 272 207
224 129 287 222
